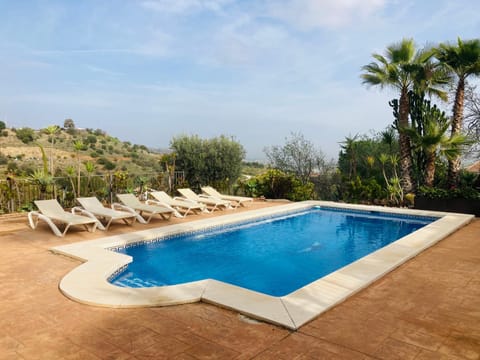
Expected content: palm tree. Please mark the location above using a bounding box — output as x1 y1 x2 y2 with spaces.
84 161 95 195
361 38 448 193
73 140 84 197
44 125 60 175
339 134 358 180
434 38 480 187
403 109 468 187
65 165 77 198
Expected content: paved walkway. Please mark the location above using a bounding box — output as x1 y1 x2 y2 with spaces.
0 203 479 359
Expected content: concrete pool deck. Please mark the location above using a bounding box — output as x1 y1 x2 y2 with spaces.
50 201 474 331
1 201 479 358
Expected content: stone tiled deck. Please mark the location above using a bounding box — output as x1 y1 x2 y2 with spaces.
0 202 479 359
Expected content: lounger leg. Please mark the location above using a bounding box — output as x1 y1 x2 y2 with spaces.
28 211 64 237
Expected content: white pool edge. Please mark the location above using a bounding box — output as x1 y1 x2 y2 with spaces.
51 201 474 330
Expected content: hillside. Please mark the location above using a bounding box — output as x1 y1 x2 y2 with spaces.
0 125 166 178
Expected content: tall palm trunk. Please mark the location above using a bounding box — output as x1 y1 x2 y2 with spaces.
398 89 414 193
447 77 465 188
424 151 436 187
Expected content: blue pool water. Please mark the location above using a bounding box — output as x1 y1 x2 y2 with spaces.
111 207 434 296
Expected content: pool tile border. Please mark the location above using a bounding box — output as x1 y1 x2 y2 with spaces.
51 201 474 330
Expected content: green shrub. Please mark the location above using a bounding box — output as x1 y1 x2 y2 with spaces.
342 177 385 203
417 186 480 200
242 169 315 201
16 127 35 144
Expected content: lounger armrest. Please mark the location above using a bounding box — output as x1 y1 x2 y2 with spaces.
112 203 148 224
71 207 106 231
28 210 64 237
112 203 131 212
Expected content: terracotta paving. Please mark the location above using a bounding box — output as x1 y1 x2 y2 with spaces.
0 203 479 359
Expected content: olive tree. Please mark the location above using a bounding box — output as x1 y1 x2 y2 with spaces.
264 132 329 184
170 135 245 190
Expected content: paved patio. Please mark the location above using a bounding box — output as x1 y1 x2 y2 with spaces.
0 202 479 359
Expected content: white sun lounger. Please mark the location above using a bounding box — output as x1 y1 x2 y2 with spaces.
201 186 253 208
146 191 207 218
177 188 231 212
114 193 174 224
74 197 137 230
28 199 99 237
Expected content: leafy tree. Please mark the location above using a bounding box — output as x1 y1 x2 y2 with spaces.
264 132 328 184
64 118 75 129
171 135 245 189
16 127 35 144
435 38 480 186
361 39 448 193
0 121 5 130
204 136 245 188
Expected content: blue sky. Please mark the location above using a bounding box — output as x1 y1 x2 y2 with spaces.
1 0 479 160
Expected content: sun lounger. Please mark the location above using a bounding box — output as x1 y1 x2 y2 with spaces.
201 186 253 208
177 188 231 212
146 191 207 218
28 199 99 237
74 197 137 230
114 193 174 224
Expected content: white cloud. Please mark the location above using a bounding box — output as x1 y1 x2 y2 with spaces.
134 30 173 57
140 0 232 14
267 0 386 30
85 65 122 76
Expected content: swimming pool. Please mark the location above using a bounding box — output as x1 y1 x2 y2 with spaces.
51 201 474 329
111 208 433 296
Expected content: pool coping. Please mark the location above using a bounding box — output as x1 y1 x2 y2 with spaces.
51 201 474 330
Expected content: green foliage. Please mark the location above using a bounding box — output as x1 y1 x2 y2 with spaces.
171 135 245 189
310 168 342 201
242 169 315 201
85 134 97 144
6 161 18 174
16 127 35 144
342 177 385 203
104 161 116 171
97 157 116 170
0 121 5 130
0 152 7 165
418 185 480 200
338 129 398 184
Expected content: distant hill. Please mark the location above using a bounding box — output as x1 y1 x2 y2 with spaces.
0 125 167 178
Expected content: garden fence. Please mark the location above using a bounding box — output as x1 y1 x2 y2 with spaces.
0 171 185 214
